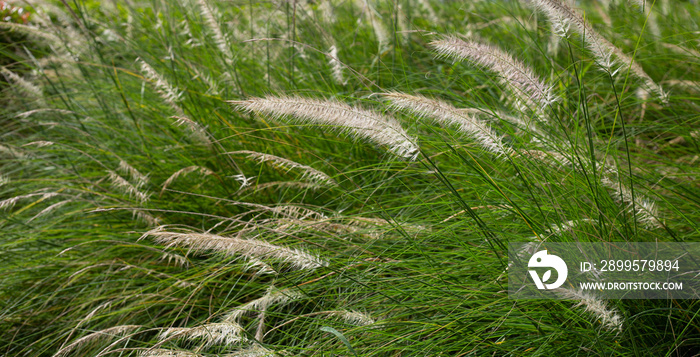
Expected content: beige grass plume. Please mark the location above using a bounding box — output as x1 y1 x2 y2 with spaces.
328 310 376 326
137 59 185 116
430 35 556 112
196 0 234 64
142 228 327 271
1 66 45 104
118 160 149 188
230 96 419 159
221 345 276 357
526 0 667 101
0 191 58 211
223 286 305 324
161 165 214 196
328 45 347 85
601 176 661 229
159 322 246 347
53 325 141 357
382 92 513 157
555 288 623 332
227 150 337 187
107 170 151 203
140 349 201 357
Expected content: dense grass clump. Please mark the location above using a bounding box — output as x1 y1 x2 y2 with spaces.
1 0 699 355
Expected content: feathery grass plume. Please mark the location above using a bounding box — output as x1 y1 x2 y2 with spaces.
222 345 276 357
230 96 419 159
340 216 427 238
140 349 201 357
430 35 556 112
328 310 376 326
228 150 337 187
134 210 161 227
0 144 27 159
142 228 327 270
328 45 347 85
232 174 256 190
555 288 623 332
190 64 220 95
526 0 667 101
27 199 71 223
137 59 185 115
14 108 74 119
396 5 410 45
159 322 246 346
56 300 114 354
0 21 61 46
270 205 327 220
107 170 151 203
161 165 214 195
601 176 661 228
632 0 661 38
118 160 149 188
223 286 305 324
0 191 58 211
382 92 513 156
171 116 212 145
242 257 276 276
1 66 45 103
22 141 54 147
196 0 234 64
53 325 141 357
353 0 390 52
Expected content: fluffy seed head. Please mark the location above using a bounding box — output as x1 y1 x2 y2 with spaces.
137 59 185 114
228 150 336 187
328 45 347 85
383 92 513 157
160 322 246 347
107 170 151 203
329 310 376 326
143 228 327 271
196 0 234 63
430 35 556 111
526 0 667 101
601 176 661 228
230 96 419 159
53 325 141 357
555 288 623 332
223 286 305 323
